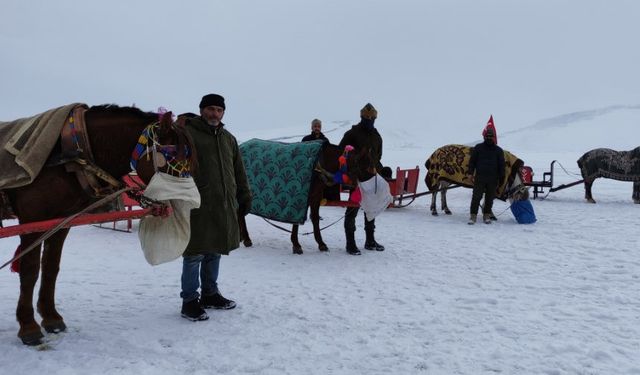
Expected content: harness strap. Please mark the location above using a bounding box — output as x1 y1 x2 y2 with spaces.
314 163 336 187
64 158 123 198
60 105 91 159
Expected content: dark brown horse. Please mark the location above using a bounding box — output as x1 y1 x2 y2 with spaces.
577 147 640 204
2 105 194 345
239 143 354 254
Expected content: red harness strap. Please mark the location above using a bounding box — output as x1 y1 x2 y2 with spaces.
11 245 21 273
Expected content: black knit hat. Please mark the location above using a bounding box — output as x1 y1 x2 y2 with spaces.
199 94 226 110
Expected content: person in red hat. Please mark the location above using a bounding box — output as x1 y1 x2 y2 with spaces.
467 118 505 224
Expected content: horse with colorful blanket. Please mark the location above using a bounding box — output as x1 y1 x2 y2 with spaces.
238 139 365 254
577 147 640 204
0 104 195 345
424 144 526 216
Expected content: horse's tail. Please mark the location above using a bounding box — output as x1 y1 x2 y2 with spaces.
576 156 584 170
576 154 587 179
424 164 437 191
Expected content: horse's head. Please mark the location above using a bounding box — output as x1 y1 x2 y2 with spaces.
130 111 198 184
345 146 377 185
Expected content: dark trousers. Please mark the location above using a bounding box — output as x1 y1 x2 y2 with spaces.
345 207 375 238
470 179 498 215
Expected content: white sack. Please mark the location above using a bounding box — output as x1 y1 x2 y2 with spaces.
358 174 392 222
138 172 200 265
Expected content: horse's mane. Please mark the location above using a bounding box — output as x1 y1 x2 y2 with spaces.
88 104 158 121
321 142 341 153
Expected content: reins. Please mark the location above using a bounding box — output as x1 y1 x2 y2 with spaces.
0 182 167 271
0 187 131 271
261 215 346 235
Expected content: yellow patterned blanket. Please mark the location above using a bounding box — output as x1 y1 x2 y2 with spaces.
424 144 524 200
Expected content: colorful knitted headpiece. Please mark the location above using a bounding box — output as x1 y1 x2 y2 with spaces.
334 145 354 185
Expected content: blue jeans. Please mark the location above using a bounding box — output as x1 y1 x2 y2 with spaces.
180 254 221 302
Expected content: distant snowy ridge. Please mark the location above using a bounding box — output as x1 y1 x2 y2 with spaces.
499 105 640 154
506 104 640 132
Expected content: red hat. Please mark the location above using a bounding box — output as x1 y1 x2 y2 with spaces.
482 115 498 144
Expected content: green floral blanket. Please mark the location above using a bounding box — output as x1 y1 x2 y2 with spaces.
239 139 324 224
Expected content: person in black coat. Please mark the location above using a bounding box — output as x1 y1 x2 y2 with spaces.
338 103 386 254
467 127 505 224
301 119 329 143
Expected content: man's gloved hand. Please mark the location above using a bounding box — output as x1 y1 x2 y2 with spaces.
238 201 252 217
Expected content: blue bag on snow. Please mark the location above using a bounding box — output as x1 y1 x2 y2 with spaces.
510 199 537 224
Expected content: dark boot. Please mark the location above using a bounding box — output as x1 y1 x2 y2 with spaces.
200 292 236 310
181 298 209 321
364 228 385 251
345 230 361 255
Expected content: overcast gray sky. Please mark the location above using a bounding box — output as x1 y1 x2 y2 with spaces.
2 0 639 135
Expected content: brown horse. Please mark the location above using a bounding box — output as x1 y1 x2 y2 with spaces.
2 105 194 346
577 147 640 204
239 143 353 254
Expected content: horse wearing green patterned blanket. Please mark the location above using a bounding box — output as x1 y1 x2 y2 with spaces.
239 139 349 254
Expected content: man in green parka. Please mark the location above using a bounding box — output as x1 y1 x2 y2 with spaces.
179 93 252 321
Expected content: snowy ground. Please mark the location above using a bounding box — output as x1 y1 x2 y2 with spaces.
1 109 639 374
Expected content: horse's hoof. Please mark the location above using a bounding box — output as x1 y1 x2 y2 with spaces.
243 239 253 247
431 211 438 216
292 247 303 255
20 330 44 346
43 320 66 334
587 199 596 204
444 210 452 215
319 244 328 252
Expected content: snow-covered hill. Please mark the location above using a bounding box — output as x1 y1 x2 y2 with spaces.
2 0 640 373
1 108 639 375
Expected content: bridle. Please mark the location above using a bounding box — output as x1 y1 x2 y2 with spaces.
130 122 192 178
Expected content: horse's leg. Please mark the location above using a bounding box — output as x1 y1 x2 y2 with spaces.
430 186 438 216
309 200 328 252
291 224 303 254
441 182 452 215
38 229 69 334
632 181 640 204
16 233 45 345
238 213 252 247
584 179 596 203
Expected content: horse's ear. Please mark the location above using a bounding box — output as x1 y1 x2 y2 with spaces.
160 111 172 122
175 116 187 129
158 111 173 132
